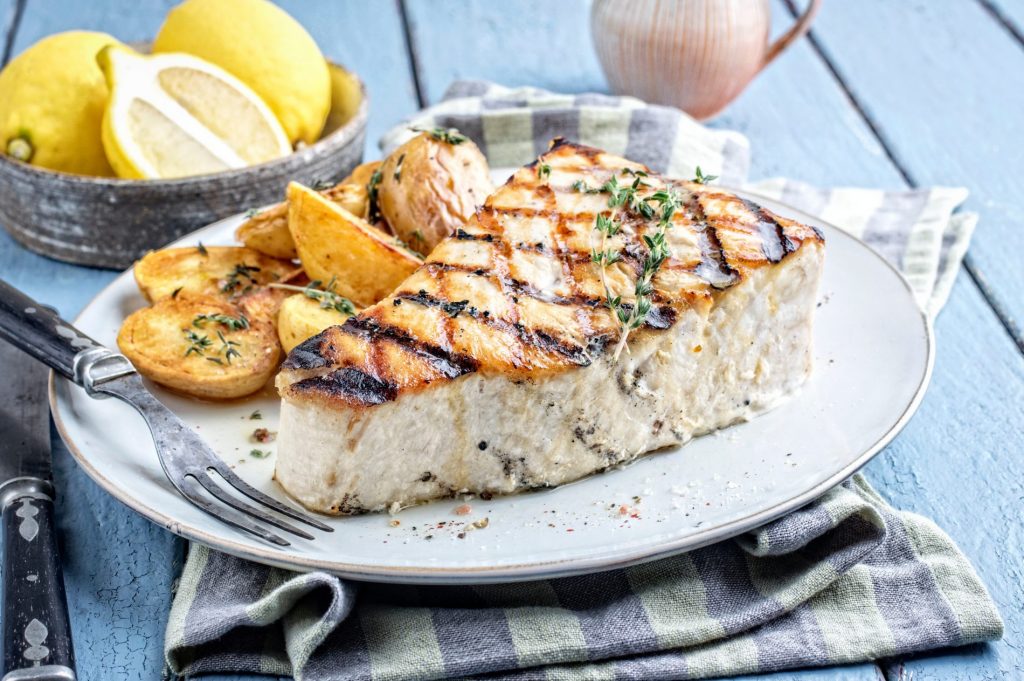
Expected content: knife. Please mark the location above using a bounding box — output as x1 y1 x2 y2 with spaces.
0 341 76 680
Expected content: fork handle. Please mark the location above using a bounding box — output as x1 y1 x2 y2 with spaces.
1 488 76 679
0 279 101 381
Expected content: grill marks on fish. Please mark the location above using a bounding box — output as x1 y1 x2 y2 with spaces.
742 198 796 263
279 141 823 408
688 194 740 289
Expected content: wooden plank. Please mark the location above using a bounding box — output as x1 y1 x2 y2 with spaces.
276 0 419 157
980 0 1024 44
401 0 606 105
798 0 1024 351
868 270 1024 681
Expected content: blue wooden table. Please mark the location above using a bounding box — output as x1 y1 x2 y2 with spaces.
2 1 1022 679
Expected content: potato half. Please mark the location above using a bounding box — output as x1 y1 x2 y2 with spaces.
117 295 281 399
277 293 357 353
377 131 493 255
287 182 421 307
133 245 297 304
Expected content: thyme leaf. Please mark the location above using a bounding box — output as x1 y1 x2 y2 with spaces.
413 126 467 145
193 312 250 331
692 166 718 184
366 170 383 223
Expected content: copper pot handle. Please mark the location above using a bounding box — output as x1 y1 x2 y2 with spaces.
762 0 823 69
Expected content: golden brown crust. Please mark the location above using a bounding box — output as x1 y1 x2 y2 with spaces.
133 246 298 304
278 141 823 409
118 295 281 399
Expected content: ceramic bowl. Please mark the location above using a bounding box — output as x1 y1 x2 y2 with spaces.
0 63 368 269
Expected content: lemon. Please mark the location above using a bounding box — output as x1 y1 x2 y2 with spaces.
154 0 331 145
0 31 119 176
97 45 291 179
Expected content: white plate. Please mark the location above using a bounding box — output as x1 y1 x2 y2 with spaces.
50 188 933 584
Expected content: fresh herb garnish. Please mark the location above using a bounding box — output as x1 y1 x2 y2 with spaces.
215 330 242 364
538 163 551 180
171 286 183 299
221 264 261 294
586 177 682 359
193 312 250 331
196 242 208 256
243 208 262 219
269 279 357 316
411 229 425 243
249 409 263 420
310 178 335 191
692 166 718 185
413 126 467 145
249 448 271 459
183 329 212 357
366 169 383 223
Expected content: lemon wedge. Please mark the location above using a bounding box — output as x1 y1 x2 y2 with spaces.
97 45 291 179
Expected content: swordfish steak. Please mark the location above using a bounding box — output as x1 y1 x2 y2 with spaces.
275 141 824 514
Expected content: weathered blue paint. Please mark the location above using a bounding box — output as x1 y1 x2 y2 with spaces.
0 1 1019 679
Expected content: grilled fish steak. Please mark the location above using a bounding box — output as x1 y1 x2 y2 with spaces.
275 141 824 514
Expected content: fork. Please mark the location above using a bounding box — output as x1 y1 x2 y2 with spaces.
0 278 332 546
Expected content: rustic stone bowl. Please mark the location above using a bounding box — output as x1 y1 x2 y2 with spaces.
0 63 368 269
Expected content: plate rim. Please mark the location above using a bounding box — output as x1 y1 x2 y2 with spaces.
49 190 936 583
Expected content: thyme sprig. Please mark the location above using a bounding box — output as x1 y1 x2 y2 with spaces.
582 169 684 359
269 279 357 316
221 264 261 294
216 330 242 364
193 312 250 331
692 166 718 184
366 169 383 223
538 163 551 180
412 126 467 145
183 330 212 357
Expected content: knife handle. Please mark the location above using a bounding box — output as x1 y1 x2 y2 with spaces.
1 486 76 680
0 279 98 381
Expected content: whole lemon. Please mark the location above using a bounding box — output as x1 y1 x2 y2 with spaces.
154 0 331 146
0 31 119 176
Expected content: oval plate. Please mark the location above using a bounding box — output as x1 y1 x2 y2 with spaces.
50 189 933 584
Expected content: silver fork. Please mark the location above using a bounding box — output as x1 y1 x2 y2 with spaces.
0 278 331 546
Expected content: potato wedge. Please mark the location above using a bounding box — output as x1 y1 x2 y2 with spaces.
234 205 296 259
277 293 356 353
287 182 421 307
117 295 281 399
235 182 371 258
133 246 297 304
378 131 493 255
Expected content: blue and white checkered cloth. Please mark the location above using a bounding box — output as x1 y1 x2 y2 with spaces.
166 82 999 681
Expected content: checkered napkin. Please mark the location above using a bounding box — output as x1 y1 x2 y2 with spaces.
165 82 1000 680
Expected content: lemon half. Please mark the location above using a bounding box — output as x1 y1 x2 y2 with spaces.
154 0 331 146
97 45 291 179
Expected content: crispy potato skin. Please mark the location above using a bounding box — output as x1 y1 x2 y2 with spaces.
117 295 281 399
234 205 297 259
235 181 373 258
378 132 493 256
286 182 421 307
133 246 297 304
277 293 354 353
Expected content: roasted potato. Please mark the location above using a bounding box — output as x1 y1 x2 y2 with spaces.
235 181 373 258
234 205 296 259
341 160 382 187
287 182 421 307
277 292 356 353
133 246 298 304
117 295 281 399
377 130 493 255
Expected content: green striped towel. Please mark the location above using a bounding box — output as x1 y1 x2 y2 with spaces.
165 82 1000 680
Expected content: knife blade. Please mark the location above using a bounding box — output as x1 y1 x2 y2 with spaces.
0 341 76 680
